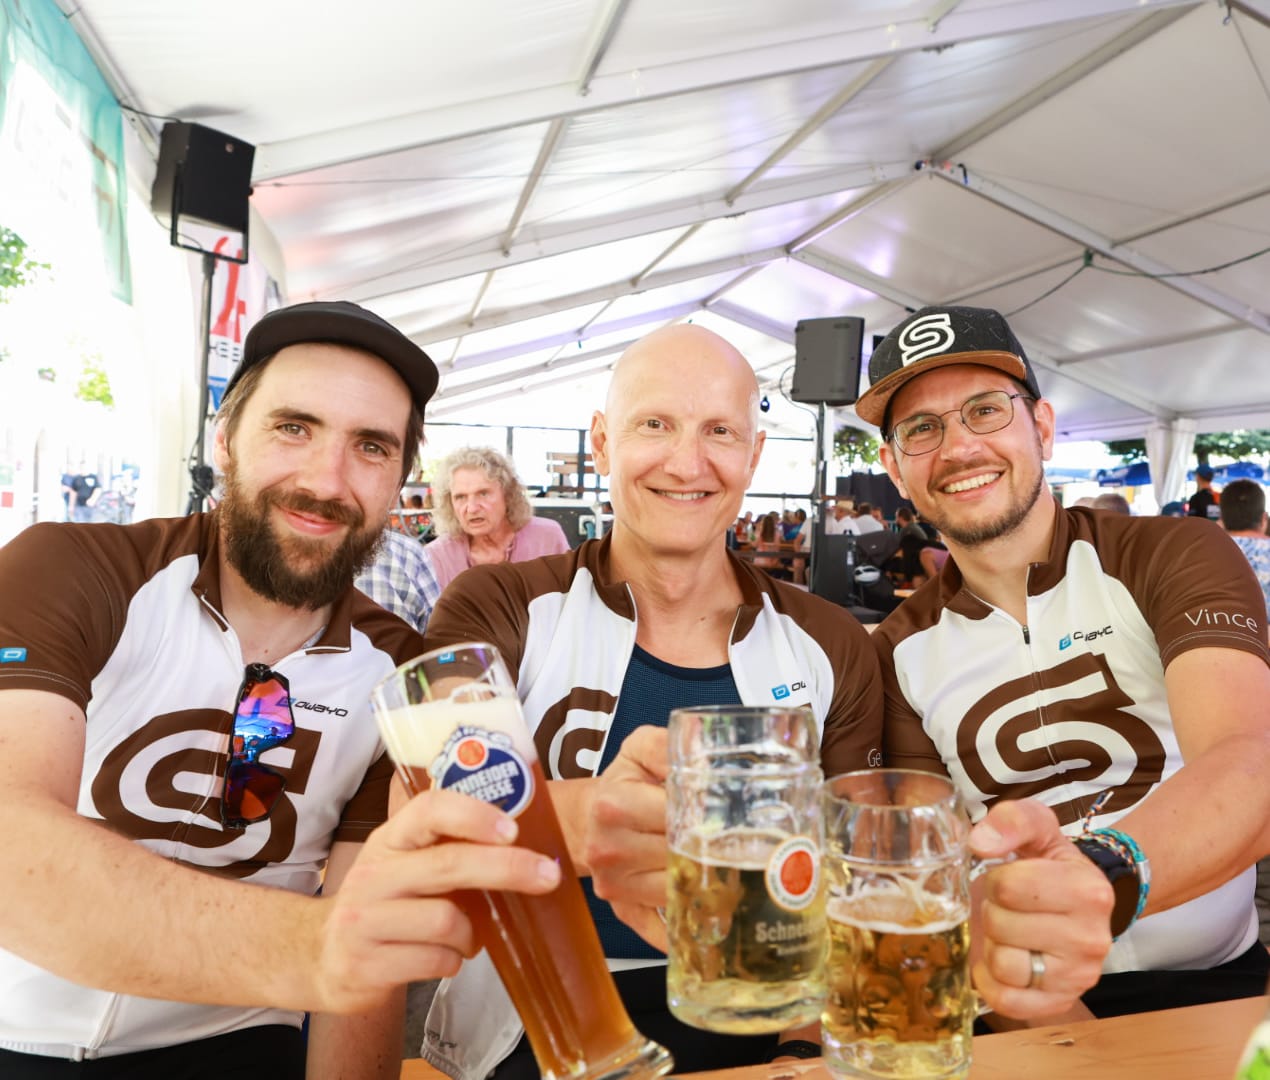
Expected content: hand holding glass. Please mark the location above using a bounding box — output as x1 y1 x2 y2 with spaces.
372 643 672 1080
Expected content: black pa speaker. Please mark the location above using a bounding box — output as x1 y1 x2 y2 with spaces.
791 317 865 406
151 122 255 263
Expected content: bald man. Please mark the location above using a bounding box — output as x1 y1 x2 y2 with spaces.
417 325 883 1080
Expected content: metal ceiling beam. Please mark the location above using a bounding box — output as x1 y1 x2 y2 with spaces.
336 162 912 303
1051 322 1241 366
410 246 789 343
254 0 1202 178
1228 1 1270 29
1027 350 1172 420
576 0 635 93
429 357 622 419
706 301 795 345
500 118 570 255
449 300 703 372
790 249 927 310
435 341 634 405
450 0 631 354
924 162 1270 335
724 56 896 205
771 6 1187 262
629 51 896 290
931 5 1195 159
945 181 1270 312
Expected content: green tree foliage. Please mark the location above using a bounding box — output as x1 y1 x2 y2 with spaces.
0 226 48 300
76 355 114 408
833 426 880 472
1106 431 1270 466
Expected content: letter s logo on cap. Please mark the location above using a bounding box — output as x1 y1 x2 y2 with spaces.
898 313 956 366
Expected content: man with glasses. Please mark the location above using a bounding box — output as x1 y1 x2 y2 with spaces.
0 301 562 1079
858 304 1270 1020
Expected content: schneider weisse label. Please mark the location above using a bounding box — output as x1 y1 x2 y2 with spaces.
432 725 535 818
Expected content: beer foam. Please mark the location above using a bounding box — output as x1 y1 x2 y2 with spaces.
827 892 965 935
674 827 791 870
377 694 534 768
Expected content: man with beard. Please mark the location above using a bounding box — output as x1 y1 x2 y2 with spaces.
0 301 564 1079
858 305 1270 1021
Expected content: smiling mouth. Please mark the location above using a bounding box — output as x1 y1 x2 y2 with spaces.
655 490 710 501
942 472 1001 494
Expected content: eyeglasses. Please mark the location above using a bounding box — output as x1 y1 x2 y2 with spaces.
221 663 295 829
888 390 1033 456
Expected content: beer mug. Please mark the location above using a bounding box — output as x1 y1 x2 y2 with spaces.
665 705 826 1034
822 769 980 1080
372 643 672 1080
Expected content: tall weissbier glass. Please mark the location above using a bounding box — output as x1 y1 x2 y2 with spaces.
372 643 672 1080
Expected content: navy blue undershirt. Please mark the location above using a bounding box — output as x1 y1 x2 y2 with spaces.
582 643 741 959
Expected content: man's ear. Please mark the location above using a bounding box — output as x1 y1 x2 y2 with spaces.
1033 398 1056 462
212 421 231 475
880 441 910 500
589 411 611 477
748 429 766 477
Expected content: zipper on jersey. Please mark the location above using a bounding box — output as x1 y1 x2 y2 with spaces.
84 991 123 1056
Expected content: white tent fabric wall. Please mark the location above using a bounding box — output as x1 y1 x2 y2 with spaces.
52 0 1270 496
1145 418 1198 509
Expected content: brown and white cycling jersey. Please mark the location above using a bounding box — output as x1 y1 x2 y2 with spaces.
0 513 423 1057
874 507 1269 974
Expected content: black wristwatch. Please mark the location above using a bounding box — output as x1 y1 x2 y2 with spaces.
1074 836 1140 938
764 1040 821 1062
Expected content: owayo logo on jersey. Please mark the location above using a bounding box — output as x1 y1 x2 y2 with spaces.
434 725 534 817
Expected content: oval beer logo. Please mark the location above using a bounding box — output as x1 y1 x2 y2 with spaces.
765 836 820 911
455 737 488 769
434 726 534 818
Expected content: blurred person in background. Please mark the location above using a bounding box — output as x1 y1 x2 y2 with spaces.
421 447 570 606
1091 492 1131 515
1220 479 1270 628
1189 463 1220 521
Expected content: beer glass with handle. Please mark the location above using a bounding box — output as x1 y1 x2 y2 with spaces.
372 643 673 1080
666 705 827 1034
822 768 986 1080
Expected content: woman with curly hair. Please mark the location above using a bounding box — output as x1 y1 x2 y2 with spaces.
422 446 571 596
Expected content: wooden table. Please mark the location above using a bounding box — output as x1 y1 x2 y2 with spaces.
401 995 1268 1079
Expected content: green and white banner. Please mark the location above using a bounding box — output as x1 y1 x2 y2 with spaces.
0 0 131 302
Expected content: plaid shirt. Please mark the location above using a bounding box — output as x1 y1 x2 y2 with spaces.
355 529 439 633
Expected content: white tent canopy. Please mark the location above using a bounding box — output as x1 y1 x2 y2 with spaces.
63 0 1270 500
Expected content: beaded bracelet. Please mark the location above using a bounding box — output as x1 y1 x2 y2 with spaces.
1086 826 1151 936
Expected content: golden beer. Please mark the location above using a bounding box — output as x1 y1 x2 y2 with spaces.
822 890 973 1080
377 665 672 1080
667 826 826 1033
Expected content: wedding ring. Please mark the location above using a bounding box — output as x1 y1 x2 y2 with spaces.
1027 949 1046 990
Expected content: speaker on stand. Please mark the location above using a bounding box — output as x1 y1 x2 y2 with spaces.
150 122 256 514
790 316 866 595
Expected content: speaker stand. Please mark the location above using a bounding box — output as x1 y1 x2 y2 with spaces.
186 252 217 515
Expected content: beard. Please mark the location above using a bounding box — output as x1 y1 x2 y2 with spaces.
922 458 1046 548
218 461 384 610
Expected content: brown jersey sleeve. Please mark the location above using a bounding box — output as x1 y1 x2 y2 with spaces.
332 750 394 841
817 613 885 777
1105 516 1269 668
